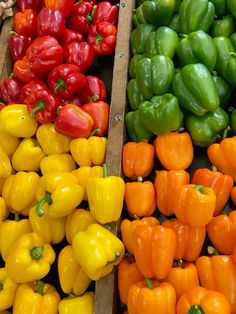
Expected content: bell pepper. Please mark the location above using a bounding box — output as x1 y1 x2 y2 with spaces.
60 28 84 46
58 245 91 296
40 153 76 175
72 223 124 280
17 0 42 13
127 79 145 110
61 95 83 107
26 35 63 73
13 9 37 38
0 267 18 311
65 208 96 244
128 54 146 79
92 1 118 26
227 0 236 18
154 170 190 216
130 24 155 55
231 186 236 205
133 224 176 279
168 14 181 32
0 131 20 157
36 123 71 155
122 141 154 180
176 30 217 71
36 172 84 218
179 0 215 34
48 64 86 100
11 138 46 172
211 15 235 37
230 32 236 50
172 63 220 116
13 281 60 314
59 292 94 314
212 75 232 109
44 0 75 17
13 57 45 84
138 94 183 135
176 286 231 314
196 254 236 313
136 56 174 99
230 108 236 132
191 167 234 216
20 79 50 103
29 205 66 244
210 0 227 16
2 171 39 213
0 146 12 179
0 197 6 225
79 75 107 103
37 8 66 39
207 136 236 181
8 32 32 63
154 132 194 170
0 77 23 105
120 216 159 255
67 1 93 35
146 26 178 59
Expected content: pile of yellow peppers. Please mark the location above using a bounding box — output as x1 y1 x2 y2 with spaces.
0 104 125 313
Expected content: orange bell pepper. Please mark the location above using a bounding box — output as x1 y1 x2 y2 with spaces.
133 225 176 279
124 180 156 217
154 132 193 170
122 141 154 180
162 218 206 262
191 167 233 216
233 246 236 263
120 216 159 255
118 256 143 305
206 211 236 254
207 136 236 181
127 279 176 314
231 186 236 205
154 170 190 216
176 286 231 314
171 184 216 227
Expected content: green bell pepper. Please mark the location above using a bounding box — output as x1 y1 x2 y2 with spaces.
129 54 147 79
179 0 215 34
146 26 179 59
210 15 235 37
212 75 232 109
210 0 227 16
172 63 220 116
138 93 183 135
168 14 181 33
227 0 236 18
230 32 236 50
176 30 217 71
229 108 236 132
136 55 174 99
213 36 236 86
130 24 155 55
125 110 154 142
185 107 229 147
127 79 145 110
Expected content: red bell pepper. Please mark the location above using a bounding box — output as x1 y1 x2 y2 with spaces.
37 8 66 39
13 9 37 38
87 21 117 56
61 95 83 106
17 0 43 13
8 31 32 63
81 101 109 136
44 0 75 17
26 88 61 124
67 1 93 35
63 41 94 73
20 79 50 103
60 28 84 46
26 35 64 73
79 75 107 103
13 57 46 83
92 1 119 26
55 104 94 138
0 77 23 105
83 0 97 4
47 64 86 99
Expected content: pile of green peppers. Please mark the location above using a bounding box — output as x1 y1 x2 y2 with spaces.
126 0 236 147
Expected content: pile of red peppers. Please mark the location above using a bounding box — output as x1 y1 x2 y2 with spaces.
0 0 119 138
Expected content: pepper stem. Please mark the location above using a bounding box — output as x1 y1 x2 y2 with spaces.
133 215 140 220
210 165 217 172
194 185 205 193
57 106 62 114
9 30 18 36
30 101 46 117
30 246 44 260
14 212 20 222
89 128 100 137
145 278 154 290
95 33 103 44
0 282 3 291
124 252 135 263
177 259 184 268
86 13 92 23
90 94 99 102
53 78 66 94
102 163 108 178
35 191 52 217
207 246 219 255
188 305 204 314
35 280 45 295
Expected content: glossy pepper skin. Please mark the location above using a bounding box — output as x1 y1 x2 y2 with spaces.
172 63 220 116
79 75 107 103
8 32 32 62
44 0 75 17
0 131 20 157
13 57 45 84
128 54 146 79
211 0 227 16
72 223 125 280
5 232 55 283
60 28 84 46
212 75 232 109
68 1 93 35
37 8 66 39
59 292 94 314
48 64 86 100
13 9 37 38
40 153 76 175
17 0 42 13
227 0 236 18
13 281 60 314
130 24 155 55
20 79 50 103
0 77 23 105
58 245 91 296
211 15 235 37
0 146 12 179
0 267 18 311
93 1 118 26
127 79 145 110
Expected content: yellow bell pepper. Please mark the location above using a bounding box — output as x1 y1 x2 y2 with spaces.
58 245 91 296
0 178 6 196
70 136 107 167
2 171 39 213
5 232 55 283
13 281 60 314
65 208 96 244
36 172 84 218
36 123 71 155
29 206 66 244
87 164 125 224
0 213 32 261
72 223 125 281
11 138 46 172
0 197 6 223
40 154 76 175
0 131 20 156
0 104 38 138
0 267 18 311
59 292 94 314
0 146 12 179
72 166 103 200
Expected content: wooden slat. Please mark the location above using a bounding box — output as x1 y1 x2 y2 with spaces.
94 1 135 313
